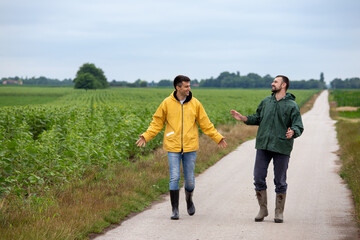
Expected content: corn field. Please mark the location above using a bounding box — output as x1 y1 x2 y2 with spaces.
0 87 318 198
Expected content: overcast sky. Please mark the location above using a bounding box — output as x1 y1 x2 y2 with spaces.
1 0 359 84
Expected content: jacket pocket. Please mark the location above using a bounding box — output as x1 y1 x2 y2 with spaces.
278 136 293 149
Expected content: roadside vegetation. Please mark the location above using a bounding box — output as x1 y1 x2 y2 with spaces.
0 87 319 239
329 89 360 225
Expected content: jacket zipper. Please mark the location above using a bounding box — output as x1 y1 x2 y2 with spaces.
266 98 277 149
181 103 183 152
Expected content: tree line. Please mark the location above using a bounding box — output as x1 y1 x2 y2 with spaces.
110 72 327 89
330 77 360 89
199 72 328 89
0 76 73 86
1 63 359 89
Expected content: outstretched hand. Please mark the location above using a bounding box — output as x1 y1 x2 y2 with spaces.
136 135 146 147
218 138 227 149
230 110 247 122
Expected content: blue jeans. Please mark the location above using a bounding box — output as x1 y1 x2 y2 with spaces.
253 149 290 194
168 151 197 192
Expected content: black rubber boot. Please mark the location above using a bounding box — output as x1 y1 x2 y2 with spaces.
170 190 179 220
185 189 195 216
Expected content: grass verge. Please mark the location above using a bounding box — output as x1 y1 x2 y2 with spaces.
329 92 360 225
335 120 360 225
0 93 319 240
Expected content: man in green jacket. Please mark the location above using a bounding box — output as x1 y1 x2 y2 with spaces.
231 75 304 223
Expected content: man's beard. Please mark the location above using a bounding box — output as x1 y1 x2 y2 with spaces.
272 86 281 93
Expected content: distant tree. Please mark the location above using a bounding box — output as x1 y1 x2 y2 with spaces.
74 73 98 90
200 77 218 87
320 72 324 82
109 80 128 87
148 80 156 87
240 76 252 88
192 79 199 85
74 63 108 89
134 79 141 87
247 73 263 88
263 74 273 87
157 79 172 87
247 73 262 82
291 79 326 89
139 81 148 87
331 78 344 89
349 77 360 88
133 79 148 87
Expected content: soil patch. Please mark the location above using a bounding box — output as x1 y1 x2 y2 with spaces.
336 106 359 111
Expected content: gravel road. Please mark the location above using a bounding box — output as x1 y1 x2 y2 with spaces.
96 90 359 240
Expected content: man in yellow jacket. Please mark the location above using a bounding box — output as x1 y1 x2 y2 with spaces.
136 75 227 220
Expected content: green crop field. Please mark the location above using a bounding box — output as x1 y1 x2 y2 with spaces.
330 89 360 118
330 89 360 107
0 86 72 107
0 87 318 198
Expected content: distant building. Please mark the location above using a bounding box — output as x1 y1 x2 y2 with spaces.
2 79 23 85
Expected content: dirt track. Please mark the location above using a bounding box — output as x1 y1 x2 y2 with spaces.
96 90 359 240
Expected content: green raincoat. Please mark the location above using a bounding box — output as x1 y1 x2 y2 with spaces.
245 92 304 156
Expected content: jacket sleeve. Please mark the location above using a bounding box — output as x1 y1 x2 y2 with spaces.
245 100 263 125
142 101 166 142
196 102 224 144
290 104 304 138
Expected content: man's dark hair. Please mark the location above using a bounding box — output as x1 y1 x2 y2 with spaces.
173 75 191 89
276 75 290 91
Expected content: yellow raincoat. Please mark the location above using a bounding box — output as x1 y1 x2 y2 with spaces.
142 91 223 152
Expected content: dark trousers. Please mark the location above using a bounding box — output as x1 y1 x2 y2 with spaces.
253 149 290 194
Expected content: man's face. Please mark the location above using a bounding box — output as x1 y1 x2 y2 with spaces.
271 77 284 93
177 81 191 96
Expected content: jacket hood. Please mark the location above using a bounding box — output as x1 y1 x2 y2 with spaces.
172 90 193 103
285 92 296 101
272 92 296 101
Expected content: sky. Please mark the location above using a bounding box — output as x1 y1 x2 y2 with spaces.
1 0 359 84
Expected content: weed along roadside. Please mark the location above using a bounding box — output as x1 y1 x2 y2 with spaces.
0 88 319 240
